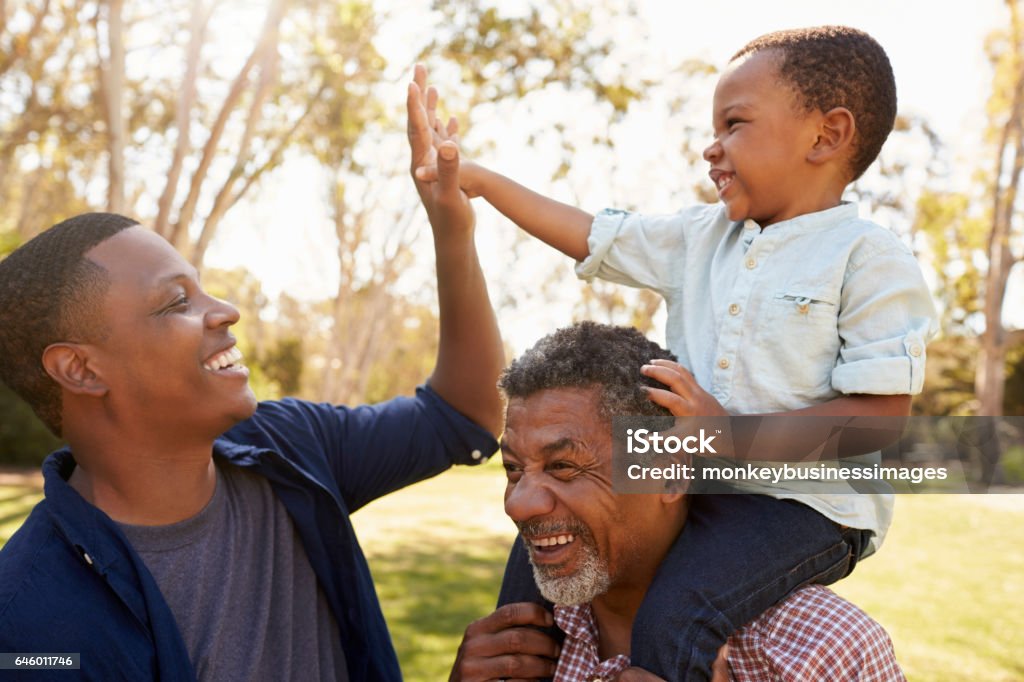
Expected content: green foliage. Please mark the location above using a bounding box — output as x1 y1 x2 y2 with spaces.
1002 446 1024 484
361 310 439 405
913 190 988 335
916 337 980 415
0 479 44 546
1004 343 1024 415
288 0 387 169
262 337 305 396
424 0 646 120
0 231 21 257
0 383 63 466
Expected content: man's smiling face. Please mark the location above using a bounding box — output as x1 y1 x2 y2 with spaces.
501 386 671 605
82 227 257 440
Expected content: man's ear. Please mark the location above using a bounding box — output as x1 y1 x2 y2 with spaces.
41 343 109 397
808 107 856 165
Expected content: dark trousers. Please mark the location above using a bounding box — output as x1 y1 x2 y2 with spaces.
497 494 871 682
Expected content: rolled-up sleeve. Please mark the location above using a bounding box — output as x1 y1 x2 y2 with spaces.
575 208 691 295
832 242 938 395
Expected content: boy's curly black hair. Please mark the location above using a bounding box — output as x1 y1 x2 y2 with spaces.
498 321 675 419
0 213 138 435
732 25 897 181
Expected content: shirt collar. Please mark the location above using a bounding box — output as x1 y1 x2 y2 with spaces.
743 201 859 237
553 603 632 682
39 439 273 571
554 603 600 643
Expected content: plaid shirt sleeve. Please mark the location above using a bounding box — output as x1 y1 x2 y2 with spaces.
727 585 906 682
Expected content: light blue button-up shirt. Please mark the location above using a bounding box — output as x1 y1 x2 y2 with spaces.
577 202 937 553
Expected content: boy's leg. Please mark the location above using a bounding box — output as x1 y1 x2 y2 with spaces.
630 494 861 681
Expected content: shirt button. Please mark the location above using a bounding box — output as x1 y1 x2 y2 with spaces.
745 258 757 269
797 303 809 314
470 449 482 460
728 303 740 315
718 358 730 369
909 345 922 357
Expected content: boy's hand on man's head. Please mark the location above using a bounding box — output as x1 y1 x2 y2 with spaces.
641 359 729 418
641 359 734 461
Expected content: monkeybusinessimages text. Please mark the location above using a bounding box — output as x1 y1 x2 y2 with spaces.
623 428 950 486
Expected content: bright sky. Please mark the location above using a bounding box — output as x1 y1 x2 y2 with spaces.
207 0 1013 352
641 0 1002 144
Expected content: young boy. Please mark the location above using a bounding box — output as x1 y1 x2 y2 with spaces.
415 26 936 680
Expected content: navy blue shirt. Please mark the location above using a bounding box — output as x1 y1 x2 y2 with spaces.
0 385 497 681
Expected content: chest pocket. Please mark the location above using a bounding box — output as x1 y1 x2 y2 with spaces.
772 291 837 320
762 288 841 397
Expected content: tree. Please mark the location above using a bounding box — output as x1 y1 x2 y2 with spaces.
977 0 1024 416
0 0 102 238
0 0 388 271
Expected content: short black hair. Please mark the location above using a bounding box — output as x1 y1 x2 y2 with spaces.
498 321 676 419
731 25 897 181
0 213 139 436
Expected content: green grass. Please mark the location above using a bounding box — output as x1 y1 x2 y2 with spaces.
3 465 1022 681
0 481 42 545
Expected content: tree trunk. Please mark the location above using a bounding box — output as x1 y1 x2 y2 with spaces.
98 0 126 214
154 0 211 239
976 0 1024 416
168 0 286 252
190 27 280 268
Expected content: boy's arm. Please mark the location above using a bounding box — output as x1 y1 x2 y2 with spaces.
461 164 593 261
411 65 593 261
641 359 909 461
408 69 505 437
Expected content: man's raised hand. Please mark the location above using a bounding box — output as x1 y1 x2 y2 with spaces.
408 65 474 236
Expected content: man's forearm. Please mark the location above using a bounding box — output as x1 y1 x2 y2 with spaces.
473 165 593 262
428 231 505 437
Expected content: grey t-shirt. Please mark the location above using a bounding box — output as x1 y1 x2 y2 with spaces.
118 463 348 681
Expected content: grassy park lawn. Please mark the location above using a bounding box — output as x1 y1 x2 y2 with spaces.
2 463 1022 681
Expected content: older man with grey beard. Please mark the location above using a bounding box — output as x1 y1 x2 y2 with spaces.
449 322 905 682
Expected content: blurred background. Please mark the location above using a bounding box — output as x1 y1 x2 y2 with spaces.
0 0 1022 679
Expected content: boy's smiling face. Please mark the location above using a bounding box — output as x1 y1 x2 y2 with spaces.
704 49 835 227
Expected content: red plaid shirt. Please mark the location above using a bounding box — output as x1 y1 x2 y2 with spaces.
552 585 906 681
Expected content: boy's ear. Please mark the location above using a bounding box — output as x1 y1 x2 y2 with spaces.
808 107 856 166
41 343 109 397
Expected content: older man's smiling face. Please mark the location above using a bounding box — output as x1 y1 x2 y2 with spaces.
501 386 675 605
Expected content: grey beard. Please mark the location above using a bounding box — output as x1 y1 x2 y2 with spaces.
526 534 611 606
